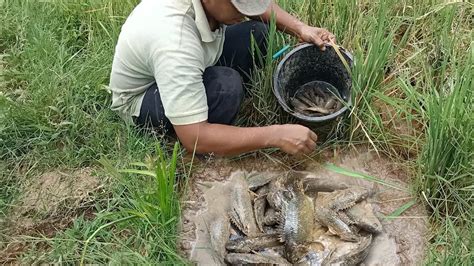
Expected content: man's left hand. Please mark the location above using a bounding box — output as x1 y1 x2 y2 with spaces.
297 25 336 51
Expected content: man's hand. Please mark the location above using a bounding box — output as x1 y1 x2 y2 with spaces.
297 25 336 51
174 122 317 157
268 124 318 155
254 2 336 51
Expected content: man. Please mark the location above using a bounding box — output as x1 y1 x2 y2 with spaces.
109 0 336 156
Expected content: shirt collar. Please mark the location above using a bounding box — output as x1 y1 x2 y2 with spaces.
191 0 221 42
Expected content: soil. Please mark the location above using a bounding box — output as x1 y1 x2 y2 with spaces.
0 168 102 263
179 146 428 265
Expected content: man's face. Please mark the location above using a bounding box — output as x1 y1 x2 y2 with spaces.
202 0 246 25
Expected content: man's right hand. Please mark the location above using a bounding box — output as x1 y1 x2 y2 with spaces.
268 124 318 155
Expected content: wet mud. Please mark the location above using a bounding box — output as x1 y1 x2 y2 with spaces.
179 147 428 265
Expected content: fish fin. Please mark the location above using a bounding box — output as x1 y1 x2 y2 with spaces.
229 209 245 234
338 211 355 225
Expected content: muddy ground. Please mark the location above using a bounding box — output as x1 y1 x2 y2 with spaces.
0 168 102 263
0 146 429 264
180 146 428 265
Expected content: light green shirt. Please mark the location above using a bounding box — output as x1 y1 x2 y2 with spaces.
109 0 225 125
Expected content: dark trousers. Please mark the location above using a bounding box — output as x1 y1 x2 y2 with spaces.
135 21 268 131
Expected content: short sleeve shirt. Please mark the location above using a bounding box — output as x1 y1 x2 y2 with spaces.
109 0 225 125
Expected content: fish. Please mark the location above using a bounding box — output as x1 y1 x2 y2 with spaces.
326 234 373 266
313 188 372 242
280 176 316 263
322 187 371 211
263 208 279 226
225 233 282 253
314 206 359 242
324 98 336 110
303 106 331 115
295 249 332 266
247 172 275 191
229 179 259 237
266 176 287 211
225 252 291 265
302 176 350 193
291 97 310 111
297 94 318 108
345 201 383 234
315 96 325 107
307 87 321 102
208 213 231 263
254 185 270 232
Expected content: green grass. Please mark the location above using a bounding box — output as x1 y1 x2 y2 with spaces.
1 0 472 264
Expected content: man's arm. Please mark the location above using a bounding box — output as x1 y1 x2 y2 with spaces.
250 1 336 50
174 122 317 156
251 2 304 37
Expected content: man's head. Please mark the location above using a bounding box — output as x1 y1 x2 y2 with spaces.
202 0 271 25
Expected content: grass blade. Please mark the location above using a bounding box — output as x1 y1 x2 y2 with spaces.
119 169 156 177
324 163 407 191
383 199 417 221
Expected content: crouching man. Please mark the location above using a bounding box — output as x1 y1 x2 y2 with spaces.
109 0 336 156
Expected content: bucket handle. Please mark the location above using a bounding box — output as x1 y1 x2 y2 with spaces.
272 45 291 61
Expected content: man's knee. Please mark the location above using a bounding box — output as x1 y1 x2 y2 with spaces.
204 66 243 94
203 66 244 124
204 66 244 113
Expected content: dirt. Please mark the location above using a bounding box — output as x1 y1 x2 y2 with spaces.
187 172 246 264
11 168 100 223
0 168 102 263
179 146 428 265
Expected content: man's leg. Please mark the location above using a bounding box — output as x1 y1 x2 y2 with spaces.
203 66 244 124
217 21 269 83
135 66 244 130
134 82 173 132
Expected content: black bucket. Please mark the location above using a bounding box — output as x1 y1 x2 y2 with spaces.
273 43 353 124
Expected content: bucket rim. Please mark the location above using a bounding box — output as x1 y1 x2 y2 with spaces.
272 43 353 123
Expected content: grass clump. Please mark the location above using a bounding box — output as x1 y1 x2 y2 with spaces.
419 45 473 222
18 143 186 264
416 43 473 265
1 0 185 263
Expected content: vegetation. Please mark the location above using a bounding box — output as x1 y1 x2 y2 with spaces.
0 0 472 264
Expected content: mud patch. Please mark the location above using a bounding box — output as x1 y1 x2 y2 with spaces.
188 173 245 264
179 157 287 256
13 168 100 224
305 147 428 265
180 147 428 265
0 168 102 263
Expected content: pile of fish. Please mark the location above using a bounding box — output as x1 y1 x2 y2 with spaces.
290 82 344 117
207 172 383 265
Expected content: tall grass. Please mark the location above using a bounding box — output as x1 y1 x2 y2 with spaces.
1 0 185 263
0 0 139 168
419 44 473 222
416 41 473 265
